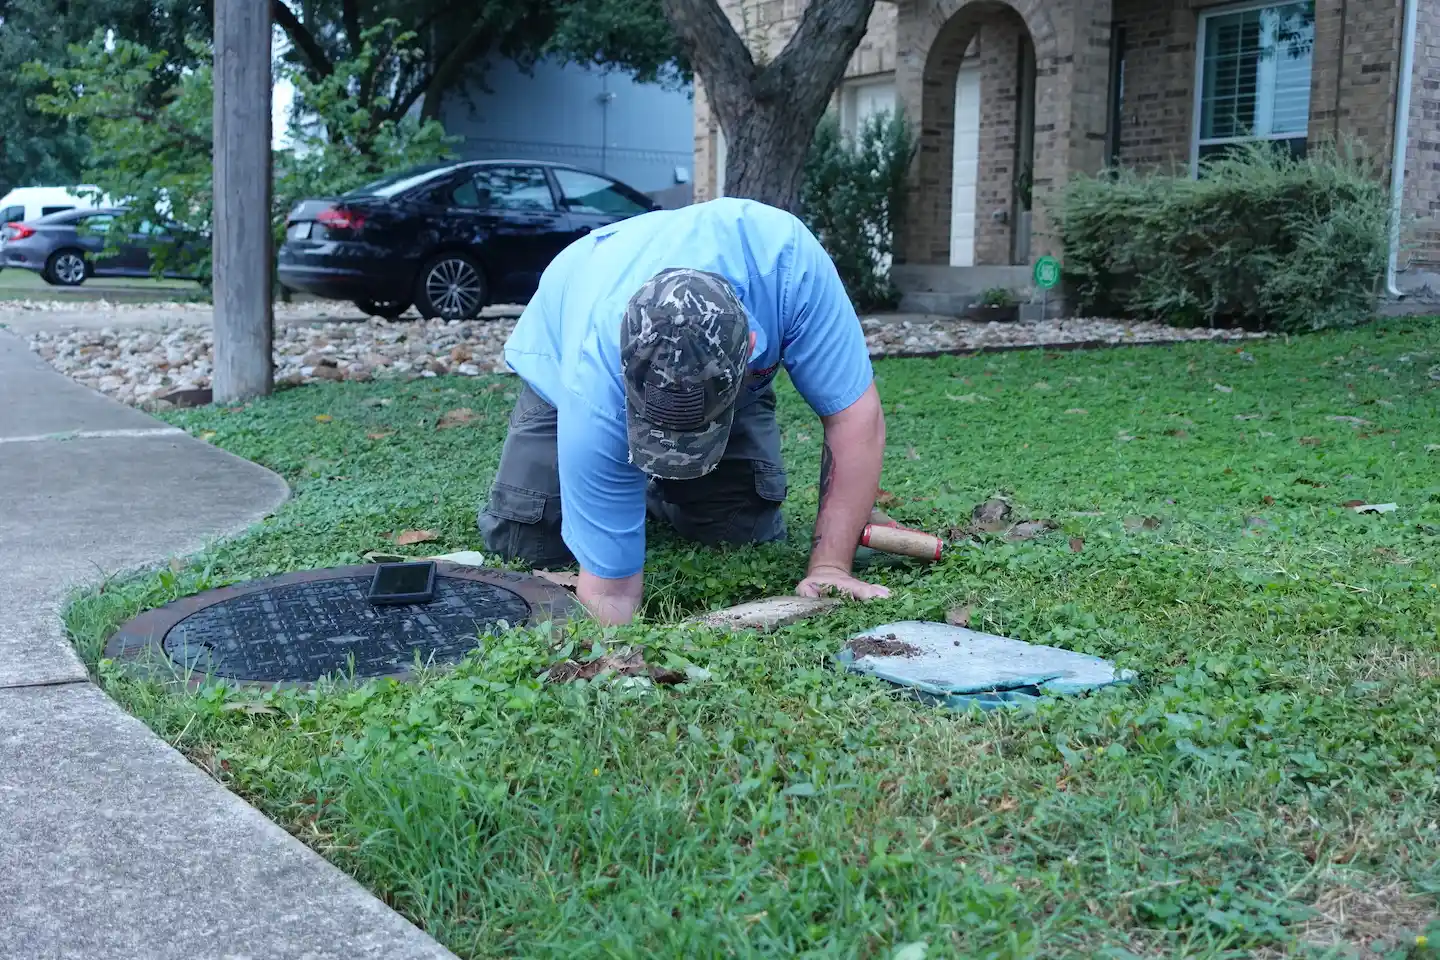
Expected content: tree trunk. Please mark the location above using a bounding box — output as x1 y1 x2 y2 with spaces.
720 100 828 210
660 0 877 212
213 0 274 403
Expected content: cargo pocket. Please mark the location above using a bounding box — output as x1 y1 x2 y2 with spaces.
753 461 788 505
485 482 546 524
479 481 568 566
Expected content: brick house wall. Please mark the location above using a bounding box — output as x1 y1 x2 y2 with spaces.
691 0 1435 269
1109 1 1197 170
1403 5 1440 267
1107 0 1438 268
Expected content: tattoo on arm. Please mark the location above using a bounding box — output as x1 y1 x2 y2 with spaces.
814 441 835 545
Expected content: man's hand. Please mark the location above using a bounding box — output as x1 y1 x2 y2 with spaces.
797 565 891 601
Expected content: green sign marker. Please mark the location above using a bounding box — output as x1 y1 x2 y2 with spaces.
1034 256 1062 290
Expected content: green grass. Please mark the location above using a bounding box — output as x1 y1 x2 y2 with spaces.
0 265 203 300
68 322 1440 958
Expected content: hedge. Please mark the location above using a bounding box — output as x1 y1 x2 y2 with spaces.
1060 143 1389 332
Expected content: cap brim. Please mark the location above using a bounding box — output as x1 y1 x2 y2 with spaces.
626 405 735 481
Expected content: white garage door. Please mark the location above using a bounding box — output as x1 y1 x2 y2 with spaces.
950 66 982 267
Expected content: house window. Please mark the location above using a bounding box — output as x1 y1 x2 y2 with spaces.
1192 1 1314 171
839 74 897 141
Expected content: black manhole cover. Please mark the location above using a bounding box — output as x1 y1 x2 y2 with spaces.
106 564 579 687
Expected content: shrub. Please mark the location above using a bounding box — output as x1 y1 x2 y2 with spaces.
979 287 1017 307
1060 142 1389 332
800 111 915 312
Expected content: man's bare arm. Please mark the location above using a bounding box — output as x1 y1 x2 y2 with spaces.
797 384 891 600
577 570 645 626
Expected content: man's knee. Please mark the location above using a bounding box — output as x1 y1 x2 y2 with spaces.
651 459 788 546
478 384 572 568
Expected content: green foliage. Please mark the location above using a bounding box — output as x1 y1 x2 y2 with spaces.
545 0 689 86
800 111 916 313
1060 142 1390 332
0 0 210 194
25 35 214 276
68 319 1440 956
26 26 455 282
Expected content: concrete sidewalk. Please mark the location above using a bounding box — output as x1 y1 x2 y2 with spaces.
0 331 456 960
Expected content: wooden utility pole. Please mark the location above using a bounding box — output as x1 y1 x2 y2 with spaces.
212 0 273 402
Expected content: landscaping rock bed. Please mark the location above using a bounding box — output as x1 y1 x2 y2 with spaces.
17 298 1268 407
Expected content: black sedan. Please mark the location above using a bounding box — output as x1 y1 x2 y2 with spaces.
277 160 661 321
1 207 204 286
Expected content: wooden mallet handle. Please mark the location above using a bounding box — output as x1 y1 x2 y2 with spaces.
860 523 944 562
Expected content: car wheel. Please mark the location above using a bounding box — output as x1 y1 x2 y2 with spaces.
45 249 88 287
354 299 412 321
414 253 487 322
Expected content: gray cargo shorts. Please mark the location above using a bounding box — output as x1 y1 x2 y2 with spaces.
478 383 789 569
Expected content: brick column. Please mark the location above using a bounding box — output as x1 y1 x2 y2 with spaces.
975 17 1026 264
1029 0 1114 259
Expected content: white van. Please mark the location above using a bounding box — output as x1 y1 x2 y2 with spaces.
0 186 106 225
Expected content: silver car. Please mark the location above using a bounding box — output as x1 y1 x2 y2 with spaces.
0 207 204 286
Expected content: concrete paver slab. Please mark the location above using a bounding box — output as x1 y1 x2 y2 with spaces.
0 432 289 689
0 682 457 960
0 329 456 959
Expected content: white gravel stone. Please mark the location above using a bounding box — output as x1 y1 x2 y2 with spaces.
19 298 1266 407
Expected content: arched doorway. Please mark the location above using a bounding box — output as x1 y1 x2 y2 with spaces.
894 0 1063 271
915 2 1040 268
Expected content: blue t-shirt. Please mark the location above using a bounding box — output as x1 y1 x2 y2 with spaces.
502 197 874 579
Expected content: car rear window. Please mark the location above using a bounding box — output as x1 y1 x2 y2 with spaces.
38 210 83 223
342 165 452 200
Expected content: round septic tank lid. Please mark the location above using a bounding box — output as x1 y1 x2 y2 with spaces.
105 563 579 688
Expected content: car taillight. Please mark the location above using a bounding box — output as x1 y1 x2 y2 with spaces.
5 222 35 241
317 207 365 233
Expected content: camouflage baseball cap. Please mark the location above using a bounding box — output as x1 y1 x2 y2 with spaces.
620 267 750 480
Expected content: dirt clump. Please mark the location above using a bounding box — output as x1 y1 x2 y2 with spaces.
544 649 684 685
846 634 923 658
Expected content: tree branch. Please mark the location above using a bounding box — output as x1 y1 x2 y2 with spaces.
761 0 876 107
272 0 333 79
658 0 756 134
411 7 448 41
418 20 497 120
342 0 363 53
